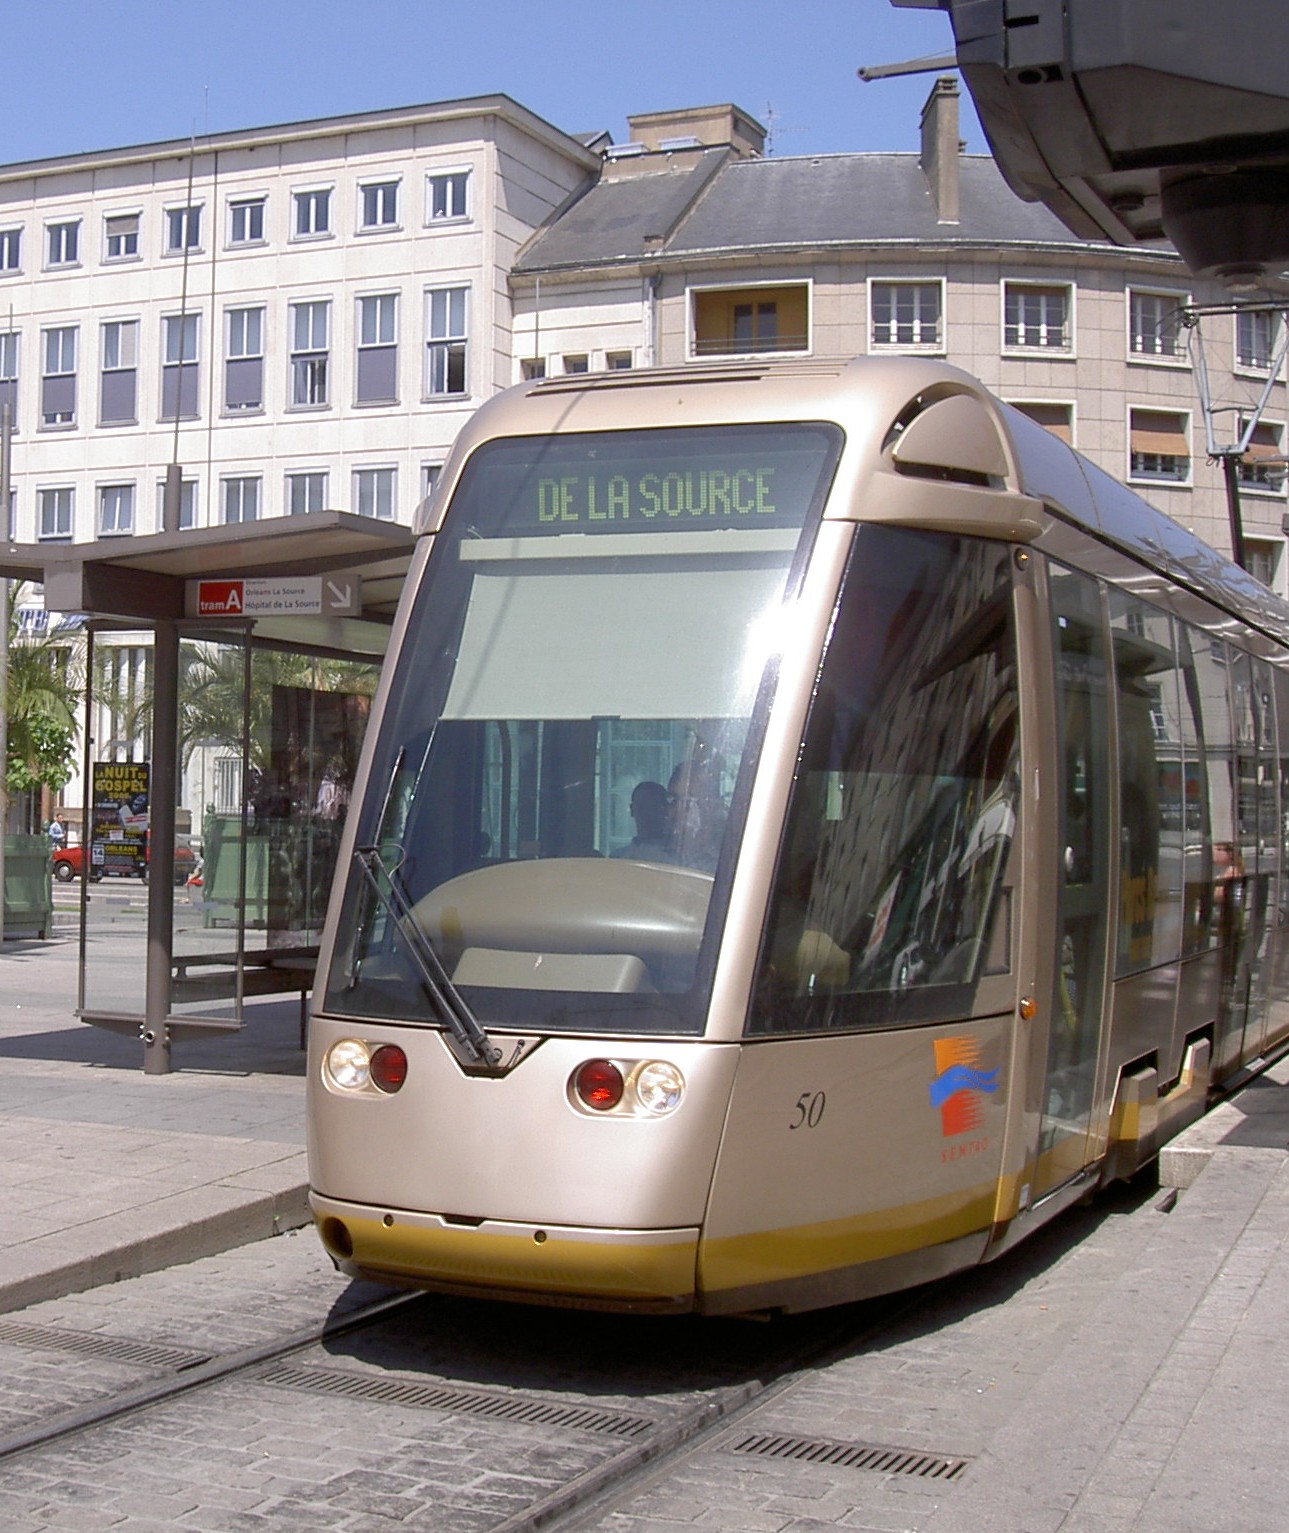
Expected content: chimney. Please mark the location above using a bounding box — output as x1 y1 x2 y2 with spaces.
920 75 961 225
626 105 765 160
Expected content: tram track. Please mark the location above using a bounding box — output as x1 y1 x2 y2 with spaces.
490 1291 928 1533
0 1286 426 1466
0 1273 929 1533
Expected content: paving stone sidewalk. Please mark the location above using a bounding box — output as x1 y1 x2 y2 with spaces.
0 936 309 1315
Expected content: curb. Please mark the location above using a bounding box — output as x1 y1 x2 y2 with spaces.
0 1181 312 1317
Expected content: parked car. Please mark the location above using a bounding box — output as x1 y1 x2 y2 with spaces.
51 837 197 886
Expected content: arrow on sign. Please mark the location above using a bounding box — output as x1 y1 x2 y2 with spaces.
326 579 352 606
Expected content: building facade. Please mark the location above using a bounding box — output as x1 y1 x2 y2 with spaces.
0 95 600 547
511 84 1288 590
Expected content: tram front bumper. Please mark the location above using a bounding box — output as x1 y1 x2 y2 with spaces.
310 1193 700 1312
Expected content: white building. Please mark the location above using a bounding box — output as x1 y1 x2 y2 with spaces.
0 95 601 545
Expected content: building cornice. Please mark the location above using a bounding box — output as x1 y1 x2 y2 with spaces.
510 238 1186 285
0 94 601 185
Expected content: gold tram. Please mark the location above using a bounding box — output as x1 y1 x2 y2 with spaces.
306 357 1289 1314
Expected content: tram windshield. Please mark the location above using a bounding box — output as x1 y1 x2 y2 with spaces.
321 423 842 1034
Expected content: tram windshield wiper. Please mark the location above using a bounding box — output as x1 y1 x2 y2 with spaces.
353 845 502 1070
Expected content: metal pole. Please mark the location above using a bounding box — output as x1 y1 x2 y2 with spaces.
143 619 179 1073
1221 452 1248 571
0 401 12 940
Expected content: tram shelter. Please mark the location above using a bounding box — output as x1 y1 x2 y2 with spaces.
21 513 414 1073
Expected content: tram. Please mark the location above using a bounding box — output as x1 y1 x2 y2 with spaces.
307 357 1289 1315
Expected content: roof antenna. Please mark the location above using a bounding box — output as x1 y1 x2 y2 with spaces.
763 104 805 158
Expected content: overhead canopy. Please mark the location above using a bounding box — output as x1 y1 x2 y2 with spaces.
1 541 46 584
32 511 416 646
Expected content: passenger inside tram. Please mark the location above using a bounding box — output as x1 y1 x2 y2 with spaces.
610 780 674 863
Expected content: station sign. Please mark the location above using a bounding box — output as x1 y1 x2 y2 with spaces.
186 572 362 618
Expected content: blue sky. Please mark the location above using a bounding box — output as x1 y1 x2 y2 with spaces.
2 0 982 164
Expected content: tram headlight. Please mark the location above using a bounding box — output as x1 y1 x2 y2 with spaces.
570 1058 685 1116
325 1038 372 1092
633 1061 685 1115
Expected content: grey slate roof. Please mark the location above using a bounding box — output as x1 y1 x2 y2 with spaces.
516 149 1176 274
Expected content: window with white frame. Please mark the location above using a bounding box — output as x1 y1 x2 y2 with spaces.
1236 308 1278 371
1129 408 1191 483
420 463 443 506
221 476 260 524
162 313 200 419
165 204 202 254
563 354 589 374
224 306 264 412
46 220 79 267
354 466 395 520
99 483 135 536
1244 537 1284 592
1010 400 1073 444
870 280 943 349
287 471 327 516
1237 418 1286 492
40 326 76 427
104 213 139 261
520 357 545 381
605 351 633 371
1129 289 1185 360
427 170 469 222
100 319 138 426
39 486 74 539
1003 282 1071 351
289 300 330 406
0 331 18 429
156 475 197 531
691 283 809 356
293 188 332 238
228 196 266 246
360 180 399 230
425 287 468 396
0 227 21 273
356 293 398 404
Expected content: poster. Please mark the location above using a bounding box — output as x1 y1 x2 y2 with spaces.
90 761 150 877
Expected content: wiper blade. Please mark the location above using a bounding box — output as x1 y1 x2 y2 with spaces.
354 845 501 1070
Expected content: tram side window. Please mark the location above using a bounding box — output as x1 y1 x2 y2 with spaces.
1109 593 1183 975
1177 627 1216 955
1186 632 1238 955
1275 667 1289 931
750 527 1019 1033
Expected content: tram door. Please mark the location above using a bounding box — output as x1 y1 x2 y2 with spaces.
1034 566 1113 1198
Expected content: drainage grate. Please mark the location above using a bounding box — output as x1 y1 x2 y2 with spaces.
0 1319 210 1373
731 1430 969 1482
260 1362 656 1439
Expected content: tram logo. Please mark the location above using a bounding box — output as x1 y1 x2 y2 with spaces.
929 1037 999 1137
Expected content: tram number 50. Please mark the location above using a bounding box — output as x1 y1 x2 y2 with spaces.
790 1091 826 1130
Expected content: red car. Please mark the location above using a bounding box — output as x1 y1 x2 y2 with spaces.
51 837 196 886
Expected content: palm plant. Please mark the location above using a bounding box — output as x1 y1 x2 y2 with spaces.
3 582 85 822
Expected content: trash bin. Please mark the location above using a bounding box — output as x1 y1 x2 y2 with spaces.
2 833 53 939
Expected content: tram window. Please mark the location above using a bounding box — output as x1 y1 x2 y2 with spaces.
1109 592 1183 974
1275 667 1289 929
1193 632 1238 954
322 422 842 1034
1177 626 1216 956
751 527 1019 1033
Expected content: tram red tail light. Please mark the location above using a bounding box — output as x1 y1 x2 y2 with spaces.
370 1044 409 1093
573 1059 625 1110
